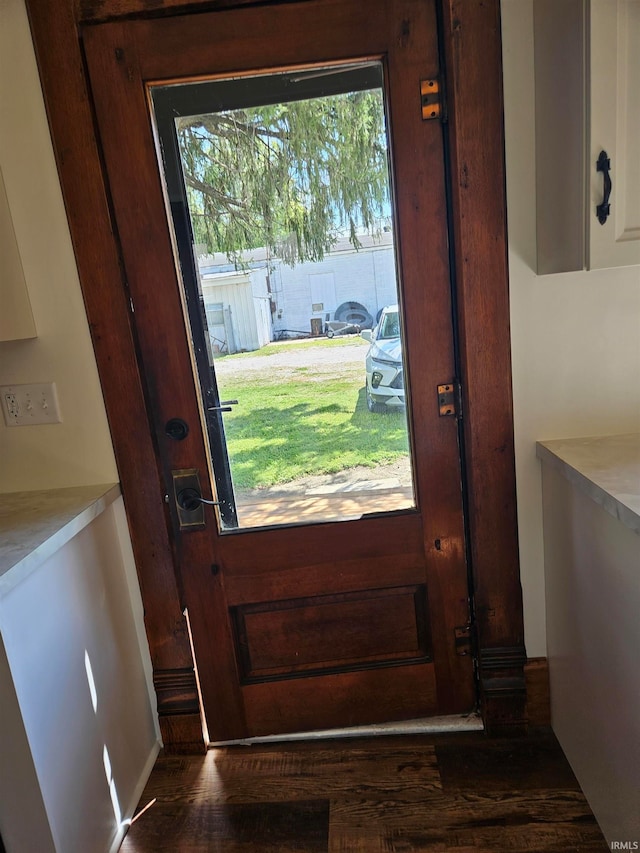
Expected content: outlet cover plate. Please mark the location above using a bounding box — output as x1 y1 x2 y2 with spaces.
1 383 62 426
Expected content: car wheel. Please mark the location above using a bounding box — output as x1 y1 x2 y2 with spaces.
366 384 386 413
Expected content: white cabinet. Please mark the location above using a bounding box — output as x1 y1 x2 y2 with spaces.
537 435 640 844
0 165 36 341
589 0 640 269
534 0 640 273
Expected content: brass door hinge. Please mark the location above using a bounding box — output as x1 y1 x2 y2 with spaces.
438 381 462 418
421 78 443 121
454 624 472 656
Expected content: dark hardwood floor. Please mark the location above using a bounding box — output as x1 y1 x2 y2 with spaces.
120 729 607 852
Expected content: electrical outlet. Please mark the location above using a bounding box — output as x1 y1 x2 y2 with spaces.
1 383 62 426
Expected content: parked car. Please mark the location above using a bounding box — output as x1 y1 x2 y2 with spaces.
361 305 405 412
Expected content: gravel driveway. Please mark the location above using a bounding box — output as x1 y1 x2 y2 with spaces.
214 338 367 381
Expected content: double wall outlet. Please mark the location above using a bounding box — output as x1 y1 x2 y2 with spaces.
1 382 62 426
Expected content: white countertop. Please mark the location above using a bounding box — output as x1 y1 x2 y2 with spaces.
0 483 121 595
536 434 640 535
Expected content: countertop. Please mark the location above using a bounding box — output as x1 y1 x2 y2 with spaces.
0 483 121 595
536 434 640 535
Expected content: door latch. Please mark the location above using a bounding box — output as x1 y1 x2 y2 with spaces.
207 399 238 414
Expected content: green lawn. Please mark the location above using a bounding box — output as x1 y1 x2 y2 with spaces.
216 334 369 359
215 341 409 490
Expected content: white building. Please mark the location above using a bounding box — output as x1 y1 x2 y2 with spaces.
200 268 272 354
198 230 398 347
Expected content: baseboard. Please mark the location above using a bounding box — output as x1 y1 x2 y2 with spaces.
107 738 161 853
479 645 528 736
159 712 207 754
525 657 551 726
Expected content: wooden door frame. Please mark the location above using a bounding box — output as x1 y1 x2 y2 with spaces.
25 0 525 751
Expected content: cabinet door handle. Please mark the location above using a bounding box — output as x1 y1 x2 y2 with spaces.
596 150 612 225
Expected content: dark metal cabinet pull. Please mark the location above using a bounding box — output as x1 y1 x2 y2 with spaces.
596 150 612 225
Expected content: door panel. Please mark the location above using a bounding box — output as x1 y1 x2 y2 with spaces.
232 584 431 681
83 0 475 741
222 515 426 604
243 663 439 737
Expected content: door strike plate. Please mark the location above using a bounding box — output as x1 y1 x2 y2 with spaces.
172 468 206 531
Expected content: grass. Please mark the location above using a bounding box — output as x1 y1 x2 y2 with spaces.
215 334 368 360
215 340 409 490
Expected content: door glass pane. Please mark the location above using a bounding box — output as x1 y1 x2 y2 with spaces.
151 63 416 532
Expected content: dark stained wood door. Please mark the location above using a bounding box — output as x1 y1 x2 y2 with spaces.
83 0 476 741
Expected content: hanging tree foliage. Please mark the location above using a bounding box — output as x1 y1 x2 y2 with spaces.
176 90 390 266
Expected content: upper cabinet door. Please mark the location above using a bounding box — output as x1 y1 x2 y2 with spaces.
0 166 36 341
588 0 640 270
534 0 640 273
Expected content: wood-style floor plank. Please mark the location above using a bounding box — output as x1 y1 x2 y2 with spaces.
123 800 329 852
132 741 442 805
120 731 608 852
329 791 606 852
434 733 582 791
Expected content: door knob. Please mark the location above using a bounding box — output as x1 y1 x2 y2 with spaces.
171 468 213 531
177 487 202 511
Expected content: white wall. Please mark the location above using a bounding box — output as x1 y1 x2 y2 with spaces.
202 273 268 352
0 8 159 852
0 633 56 853
0 0 118 492
0 498 160 853
501 0 640 656
249 267 274 348
273 245 396 334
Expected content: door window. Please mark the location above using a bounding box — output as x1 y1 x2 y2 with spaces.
151 63 416 532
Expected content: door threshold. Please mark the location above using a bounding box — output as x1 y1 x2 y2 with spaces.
209 712 483 748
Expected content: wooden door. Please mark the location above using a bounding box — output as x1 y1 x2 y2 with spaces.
83 0 476 741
